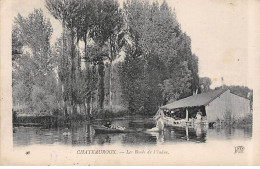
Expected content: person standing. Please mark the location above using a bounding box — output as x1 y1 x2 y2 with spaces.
156 110 165 131
196 109 202 121
150 109 165 132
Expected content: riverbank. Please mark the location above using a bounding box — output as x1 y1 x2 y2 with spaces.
13 109 154 127
13 109 252 129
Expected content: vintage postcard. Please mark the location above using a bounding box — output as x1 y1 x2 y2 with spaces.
0 0 260 166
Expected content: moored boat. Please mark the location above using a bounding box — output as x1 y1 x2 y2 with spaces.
93 125 142 134
93 125 126 134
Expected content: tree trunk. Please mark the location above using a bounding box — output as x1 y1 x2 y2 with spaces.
90 92 93 115
87 95 91 118
98 60 105 111
84 36 92 119
61 84 68 116
84 35 88 68
70 29 77 114
109 61 113 112
108 37 115 113
83 100 86 115
66 101 71 115
77 104 81 115
61 20 68 117
76 40 81 76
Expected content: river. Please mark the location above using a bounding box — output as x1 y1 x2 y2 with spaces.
13 117 252 147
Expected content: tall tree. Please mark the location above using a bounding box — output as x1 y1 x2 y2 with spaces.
46 0 80 115
90 0 123 111
160 61 192 103
74 0 94 116
121 0 198 114
12 9 59 115
119 47 145 114
103 0 124 111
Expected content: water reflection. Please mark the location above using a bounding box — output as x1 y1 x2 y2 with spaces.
13 118 252 147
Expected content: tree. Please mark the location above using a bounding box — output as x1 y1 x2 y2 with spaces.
119 48 145 114
189 54 200 93
12 9 58 115
90 0 124 111
46 0 81 115
12 0 201 118
199 77 212 93
51 35 72 115
121 0 197 114
74 0 95 116
175 34 199 94
160 61 192 103
12 26 23 60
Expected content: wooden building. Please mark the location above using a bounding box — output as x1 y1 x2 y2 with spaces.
158 88 251 126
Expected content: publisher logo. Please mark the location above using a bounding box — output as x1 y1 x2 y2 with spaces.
235 146 244 153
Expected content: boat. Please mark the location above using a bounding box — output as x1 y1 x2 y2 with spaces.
62 132 71 136
62 128 71 136
93 125 144 134
93 125 126 134
146 127 160 132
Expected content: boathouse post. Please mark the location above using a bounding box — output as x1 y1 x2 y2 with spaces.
186 125 189 141
186 108 189 122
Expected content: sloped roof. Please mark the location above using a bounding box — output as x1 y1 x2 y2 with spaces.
160 88 229 110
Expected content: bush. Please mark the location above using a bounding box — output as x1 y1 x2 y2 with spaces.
235 114 252 128
222 111 252 128
31 85 59 115
93 108 131 119
223 111 233 126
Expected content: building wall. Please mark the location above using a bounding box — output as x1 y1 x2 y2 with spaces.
206 90 251 122
229 93 251 119
205 90 231 122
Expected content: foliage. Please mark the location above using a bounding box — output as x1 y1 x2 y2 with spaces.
199 77 212 93
160 61 192 102
215 85 253 101
31 85 58 115
221 111 252 128
13 0 203 118
120 0 198 114
119 49 146 114
12 9 59 115
235 114 252 128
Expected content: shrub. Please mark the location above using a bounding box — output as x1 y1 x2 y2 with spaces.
93 108 131 119
235 114 252 128
222 111 252 128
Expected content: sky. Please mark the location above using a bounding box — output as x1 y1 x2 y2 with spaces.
8 0 260 89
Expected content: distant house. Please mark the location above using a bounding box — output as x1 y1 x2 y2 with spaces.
159 88 251 125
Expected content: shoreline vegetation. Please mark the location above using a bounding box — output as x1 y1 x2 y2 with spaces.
12 0 253 128
13 109 154 127
13 109 252 129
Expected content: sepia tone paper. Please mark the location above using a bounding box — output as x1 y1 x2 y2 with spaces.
1 0 260 166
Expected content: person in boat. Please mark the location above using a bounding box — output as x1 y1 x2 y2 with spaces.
165 109 170 116
63 127 71 136
104 121 112 128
